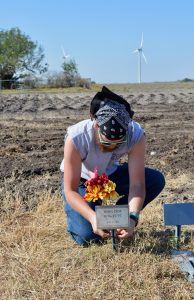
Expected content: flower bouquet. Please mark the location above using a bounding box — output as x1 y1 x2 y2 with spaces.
83 168 121 205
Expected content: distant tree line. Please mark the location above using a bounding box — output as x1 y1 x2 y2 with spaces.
179 78 194 82
0 27 92 89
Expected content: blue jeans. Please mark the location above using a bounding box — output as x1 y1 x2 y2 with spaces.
61 163 165 246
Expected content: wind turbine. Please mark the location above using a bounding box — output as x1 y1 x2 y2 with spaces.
61 46 70 60
132 33 147 83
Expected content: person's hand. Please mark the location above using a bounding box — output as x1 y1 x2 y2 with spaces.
90 214 110 238
116 219 136 239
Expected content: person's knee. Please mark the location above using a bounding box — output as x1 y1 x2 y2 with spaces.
158 171 165 192
69 230 101 246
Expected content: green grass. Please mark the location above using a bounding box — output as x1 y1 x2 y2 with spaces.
0 81 194 94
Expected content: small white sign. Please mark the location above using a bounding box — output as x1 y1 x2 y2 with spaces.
96 205 129 229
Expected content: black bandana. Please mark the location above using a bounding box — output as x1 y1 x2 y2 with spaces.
90 86 134 118
95 100 131 140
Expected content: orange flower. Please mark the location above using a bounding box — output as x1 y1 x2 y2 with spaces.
83 184 99 201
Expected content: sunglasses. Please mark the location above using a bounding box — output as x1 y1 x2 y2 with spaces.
98 129 127 146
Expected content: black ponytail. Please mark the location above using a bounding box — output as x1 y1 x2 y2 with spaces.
90 86 134 118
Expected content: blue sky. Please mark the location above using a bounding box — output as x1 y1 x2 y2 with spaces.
1 0 194 83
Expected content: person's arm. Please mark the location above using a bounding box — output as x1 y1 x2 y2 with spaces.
63 136 110 238
128 134 146 212
117 134 146 239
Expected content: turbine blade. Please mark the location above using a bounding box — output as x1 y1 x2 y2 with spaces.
142 51 147 64
61 46 69 59
132 49 138 53
140 32 143 48
61 45 66 57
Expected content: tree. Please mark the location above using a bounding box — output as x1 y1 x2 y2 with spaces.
0 27 48 88
181 78 193 82
62 58 79 87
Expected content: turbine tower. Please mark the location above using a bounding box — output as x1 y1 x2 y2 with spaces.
132 33 147 83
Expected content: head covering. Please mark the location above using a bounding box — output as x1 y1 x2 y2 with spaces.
95 100 131 140
90 86 134 118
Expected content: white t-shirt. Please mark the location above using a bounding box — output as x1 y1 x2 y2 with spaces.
60 119 144 179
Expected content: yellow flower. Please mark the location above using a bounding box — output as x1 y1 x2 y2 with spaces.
98 191 110 200
103 180 116 193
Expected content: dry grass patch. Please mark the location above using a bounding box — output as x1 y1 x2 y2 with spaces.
165 172 193 189
1 191 194 300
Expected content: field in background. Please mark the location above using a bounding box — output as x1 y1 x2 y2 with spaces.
1 81 194 94
0 83 194 299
